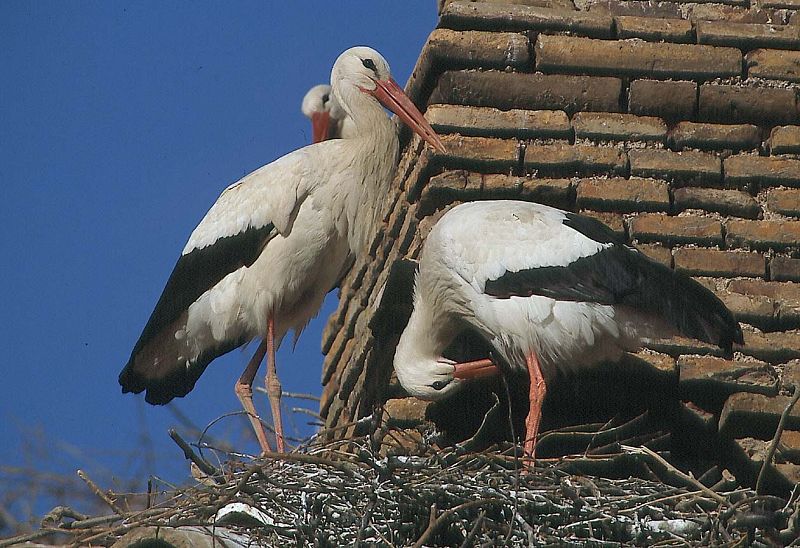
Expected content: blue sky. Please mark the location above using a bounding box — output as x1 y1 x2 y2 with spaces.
0 1 436 518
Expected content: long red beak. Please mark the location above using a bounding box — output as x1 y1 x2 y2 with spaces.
311 111 332 144
453 358 500 380
370 77 446 153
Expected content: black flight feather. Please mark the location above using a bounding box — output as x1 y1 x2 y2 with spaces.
484 213 743 354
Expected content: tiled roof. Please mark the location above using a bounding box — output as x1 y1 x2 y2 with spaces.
321 0 800 492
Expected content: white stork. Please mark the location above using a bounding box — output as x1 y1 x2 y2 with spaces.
301 84 355 142
393 200 743 461
120 46 445 454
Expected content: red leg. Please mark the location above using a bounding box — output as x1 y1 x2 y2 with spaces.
452 358 500 380
264 312 285 453
523 352 546 465
234 340 273 454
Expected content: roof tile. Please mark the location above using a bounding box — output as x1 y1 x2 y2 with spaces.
535 34 742 79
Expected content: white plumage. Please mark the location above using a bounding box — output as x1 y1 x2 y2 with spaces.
301 84 356 142
120 46 444 454
393 200 742 460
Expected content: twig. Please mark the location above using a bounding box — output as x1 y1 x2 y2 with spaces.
413 498 504 547
756 383 800 495
76 470 125 516
168 428 221 479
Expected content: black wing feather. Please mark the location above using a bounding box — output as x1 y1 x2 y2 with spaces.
484 215 743 354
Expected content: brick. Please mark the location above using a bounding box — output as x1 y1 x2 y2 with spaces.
524 143 627 176
440 1 614 38
591 0 683 18
620 349 677 376
720 393 800 437
635 243 672 266
699 85 799 126
771 256 800 282
518 177 575 209
785 359 800 388
674 248 766 278
768 126 800 155
433 134 520 171
766 188 800 216
614 16 693 43
426 104 571 139
576 177 669 212
697 21 800 50
728 279 800 302
629 214 723 245
629 149 722 185
673 187 761 219
778 430 800 463
430 70 623 115
535 34 742 79
669 122 761 152
728 438 800 493
572 112 667 143
383 397 431 425
428 29 531 70
645 334 723 357
686 4 784 23
737 329 800 362
760 0 800 7
746 49 800 83
720 290 778 329
726 218 800 251
579 210 625 236
679 355 778 397
628 80 697 121
679 401 716 435
726 155 800 188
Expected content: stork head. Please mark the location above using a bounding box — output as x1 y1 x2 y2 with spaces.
301 84 335 143
331 46 446 153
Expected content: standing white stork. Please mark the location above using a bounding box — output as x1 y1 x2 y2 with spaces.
119 46 445 454
393 200 743 461
301 84 355 142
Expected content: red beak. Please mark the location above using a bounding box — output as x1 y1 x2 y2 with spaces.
452 358 500 380
311 111 332 144
369 77 446 153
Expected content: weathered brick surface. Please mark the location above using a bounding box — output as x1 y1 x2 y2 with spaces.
771 256 800 282
674 248 766 278
697 21 800 50
629 149 722 185
726 218 800 251
727 279 800 303
679 355 778 396
614 16 693 43
746 49 800 83
535 35 742 79
576 177 669 212
430 70 623 114
720 393 800 437
433 134 520 171
427 104 572 139
440 1 614 37
725 156 800 188
580 210 625 235
718 290 778 328
769 126 800 155
524 143 627 175
629 214 723 245
628 80 697 121
572 112 666 143
728 438 800 493
383 397 431 425
760 0 800 8
738 329 800 362
519 177 575 208
646 334 723 358
673 187 761 219
699 85 799 126
687 4 786 23
428 29 531 70
765 188 800 216
635 243 672 266
669 122 761 152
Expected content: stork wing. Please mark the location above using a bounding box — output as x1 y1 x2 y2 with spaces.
131 146 321 356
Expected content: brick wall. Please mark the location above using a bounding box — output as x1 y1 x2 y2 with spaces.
321 0 800 492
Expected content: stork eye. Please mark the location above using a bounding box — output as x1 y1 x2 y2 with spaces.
361 58 378 73
431 380 450 390
322 93 329 104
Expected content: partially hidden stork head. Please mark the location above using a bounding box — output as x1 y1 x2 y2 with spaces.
330 46 446 153
301 84 335 143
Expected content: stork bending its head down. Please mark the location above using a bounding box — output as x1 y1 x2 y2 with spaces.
301 84 354 143
120 46 444 455
393 200 743 462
